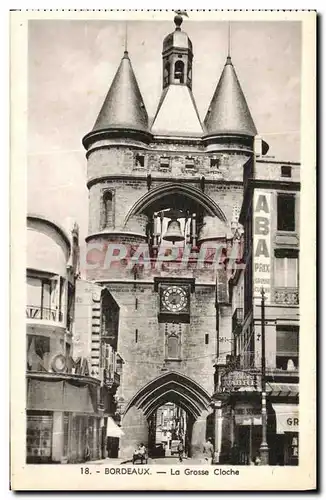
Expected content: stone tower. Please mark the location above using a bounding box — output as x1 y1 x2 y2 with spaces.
82 15 267 459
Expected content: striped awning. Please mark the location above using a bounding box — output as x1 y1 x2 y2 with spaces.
266 383 299 398
106 417 124 438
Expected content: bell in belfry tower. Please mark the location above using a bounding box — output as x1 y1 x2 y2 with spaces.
163 218 184 244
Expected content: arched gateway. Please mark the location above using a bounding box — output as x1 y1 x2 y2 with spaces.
82 14 260 465
119 372 213 459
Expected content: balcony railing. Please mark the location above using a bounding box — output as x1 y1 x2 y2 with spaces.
232 307 244 334
274 287 299 305
26 305 63 322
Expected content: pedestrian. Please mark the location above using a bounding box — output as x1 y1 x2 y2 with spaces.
254 453 261 466
138 443 147 464
203 437 214 464
177 439 184 463
84 443 91 462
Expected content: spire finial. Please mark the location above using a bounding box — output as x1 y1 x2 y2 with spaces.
124 22 128 54
174 10 188 30
228 21 231 58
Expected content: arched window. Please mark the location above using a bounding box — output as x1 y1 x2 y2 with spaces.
163 61 170 87
165 324 181 360
174 60 184 84
102 191 114 229
167 334 179 359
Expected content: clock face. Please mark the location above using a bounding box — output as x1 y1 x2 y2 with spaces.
162 286 188 313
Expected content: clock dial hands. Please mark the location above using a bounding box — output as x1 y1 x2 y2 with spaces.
162 286 187 312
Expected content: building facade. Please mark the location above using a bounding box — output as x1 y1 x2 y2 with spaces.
26 215 104 463
82 15 299 463
74 279 124 459
213 156 300 465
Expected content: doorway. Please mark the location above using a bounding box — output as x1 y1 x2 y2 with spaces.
148 402 194 459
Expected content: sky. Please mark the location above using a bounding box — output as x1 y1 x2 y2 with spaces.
28 18 301 244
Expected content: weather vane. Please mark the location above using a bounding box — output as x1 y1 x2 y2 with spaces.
174 10 189 17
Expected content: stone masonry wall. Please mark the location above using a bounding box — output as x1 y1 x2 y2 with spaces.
87 144 248 234
106 283 217 405
88 178 244 235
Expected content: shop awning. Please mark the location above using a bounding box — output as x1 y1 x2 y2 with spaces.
272 403 299 434
106 417 124 438
27 378 96 414
267 383 299 398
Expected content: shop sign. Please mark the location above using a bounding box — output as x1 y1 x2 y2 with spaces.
221 370 258 392
287 417 299 428
235 407 260 416
272 404 299 434
51 354 90 376
234 405 262 425
253 190 271 303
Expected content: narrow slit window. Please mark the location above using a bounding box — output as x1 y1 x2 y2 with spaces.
135 329 138 343
163 61 170 87
205 334 209 345
103 191 113 229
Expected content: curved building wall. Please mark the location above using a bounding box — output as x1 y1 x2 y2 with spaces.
27 217 70 276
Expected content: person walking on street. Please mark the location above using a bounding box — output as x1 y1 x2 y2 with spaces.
177 440 184 463
203 437 214 464
254 453 261 466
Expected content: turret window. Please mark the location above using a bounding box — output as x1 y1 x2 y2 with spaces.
185 156 195 169
210 158 220 170
174 60 184 84
187 60 193 87
160 157 171 169
134 154 145 168
163 61 170 87
102 190 114 229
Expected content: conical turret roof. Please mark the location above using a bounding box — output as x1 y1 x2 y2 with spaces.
92 51 148 133
204 56 257 137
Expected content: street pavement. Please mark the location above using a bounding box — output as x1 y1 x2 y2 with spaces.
88 456 208 466
149 456 207 465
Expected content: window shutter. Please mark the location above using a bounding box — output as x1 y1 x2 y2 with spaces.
276 329 299 357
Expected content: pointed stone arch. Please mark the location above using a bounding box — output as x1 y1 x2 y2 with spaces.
124 182 227 225
124 371 212 419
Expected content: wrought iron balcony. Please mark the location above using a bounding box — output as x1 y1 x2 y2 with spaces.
274 287 299 305
26 305 63 322
232 307 244 334
103 369 120 389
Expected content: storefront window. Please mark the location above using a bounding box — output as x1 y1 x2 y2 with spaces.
285 433 299 465
63 413 69 457
26 411 53 463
